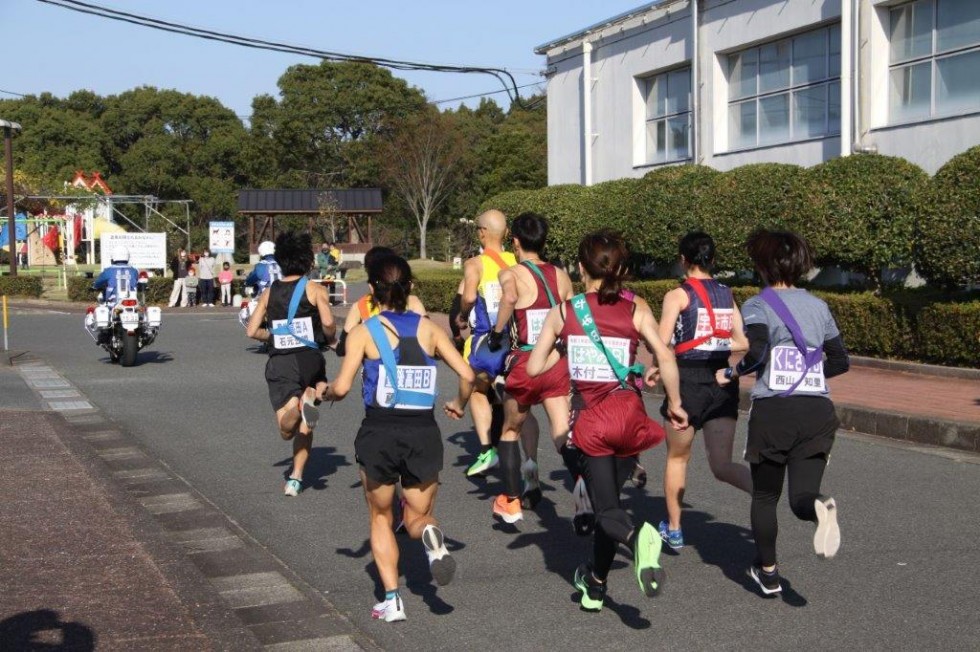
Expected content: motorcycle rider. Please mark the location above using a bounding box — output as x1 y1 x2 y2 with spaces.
92 246 140 307
245 240 282 296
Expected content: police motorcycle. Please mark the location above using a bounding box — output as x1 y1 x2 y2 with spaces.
84 246 162 367
238 240 281 329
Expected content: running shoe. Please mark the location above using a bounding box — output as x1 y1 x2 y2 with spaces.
520 459 542 510
422 524 456 586
573 563 606 612
492 494 524 524
658 520 685 550
630 461 648 489
466 448 499 477
813 495 841 559
300 392 319 431
394 495 408 534
284 478 302 497
748 564 782 596
371 595 407 622
572 476 595 537
633 522 666 597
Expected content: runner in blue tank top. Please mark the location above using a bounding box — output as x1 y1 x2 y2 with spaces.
324 255 475 623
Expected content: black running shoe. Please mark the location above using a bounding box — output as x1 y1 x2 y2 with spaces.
749 564 782 596
573 563 606 612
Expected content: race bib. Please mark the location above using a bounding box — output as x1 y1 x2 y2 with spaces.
525 308 549 345
483 282 503 318
768 345 825 394
566 334 630 383
376 365 438 410
270 317 314 350
693 308 734 351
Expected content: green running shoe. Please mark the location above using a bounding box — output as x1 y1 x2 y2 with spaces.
466 448 499 477
633 522 666 597
573 563 605 612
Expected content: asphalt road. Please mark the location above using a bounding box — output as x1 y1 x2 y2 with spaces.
9 300 980 650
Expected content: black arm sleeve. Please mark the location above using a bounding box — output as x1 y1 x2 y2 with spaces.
335 329 348 357
735 323 770 376
822 335 850 378
449 292 463 338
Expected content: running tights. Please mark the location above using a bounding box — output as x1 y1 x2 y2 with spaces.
498 440 522 498
581 454 638 580
750 454 827 567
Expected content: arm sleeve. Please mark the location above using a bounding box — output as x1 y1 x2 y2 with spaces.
335 329 348 357
734 323 770 376
244 269 258 286
448 293 463 338
822 335 850 378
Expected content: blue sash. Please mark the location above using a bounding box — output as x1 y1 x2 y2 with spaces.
365 317 435 409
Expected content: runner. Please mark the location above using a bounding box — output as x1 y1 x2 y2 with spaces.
456 209 517 477
323 254 474 622
716 229 849 596
528 230 688 612
657 232 750 549
246 232 336 497
486 212 574 524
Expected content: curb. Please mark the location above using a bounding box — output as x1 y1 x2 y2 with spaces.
849 355 980 380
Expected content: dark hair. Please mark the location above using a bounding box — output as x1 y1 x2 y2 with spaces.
369 254 413 312
746 229 814 286
511 212 548 254
222 261 230 268
364 246 397 275
275 231 315 276
578 230 630 305
679 231 715 270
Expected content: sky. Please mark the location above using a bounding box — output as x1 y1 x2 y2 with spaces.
2 0 645 120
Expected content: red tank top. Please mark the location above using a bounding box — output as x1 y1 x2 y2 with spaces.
514 262 560 347
560 293 639 408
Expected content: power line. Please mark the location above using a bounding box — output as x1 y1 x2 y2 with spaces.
36 0 531 107
0 89 27 98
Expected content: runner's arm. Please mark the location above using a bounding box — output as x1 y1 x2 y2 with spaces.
718 323 769 385
493 266 518 335
245 289 271 341
658 287 686 346
457 259 480 326
526 306 562 377
729 304 749 353
637 306 688 430
823 335 850 378
429 321 475 418
313 283 337 343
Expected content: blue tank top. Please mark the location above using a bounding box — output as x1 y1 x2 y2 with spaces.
362 311 438 412
672 278 735 363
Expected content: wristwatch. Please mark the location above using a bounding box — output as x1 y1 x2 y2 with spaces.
724 367 736 380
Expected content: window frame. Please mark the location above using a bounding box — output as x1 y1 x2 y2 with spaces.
640 66 693 166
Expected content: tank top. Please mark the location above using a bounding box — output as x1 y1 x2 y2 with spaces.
362 311 438 413
560 293 640 408
266 278 325 355
356 294 379 322
513 261 560 348
672 278 735 363
469 250 517 335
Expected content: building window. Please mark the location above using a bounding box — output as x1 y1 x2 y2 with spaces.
727 25 841 150
643 68 691 164
889 0 980 122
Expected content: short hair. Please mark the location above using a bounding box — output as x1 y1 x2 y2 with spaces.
511 212 548 254
746 229 814 286
368 254 413 312
679 231 715 269
578 230 630 305
275 231 314 276
364 246 397 276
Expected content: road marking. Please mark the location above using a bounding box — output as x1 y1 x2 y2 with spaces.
27 379 71 388
264 635 365 651
82 430 124 442
48 400 94 411
169 527 244 554
39 390 82 399
211 572 305 609
139 493 202 514
113 467 169 482
96 446 145 461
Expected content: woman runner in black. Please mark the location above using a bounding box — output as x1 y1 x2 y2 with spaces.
717 229 849 596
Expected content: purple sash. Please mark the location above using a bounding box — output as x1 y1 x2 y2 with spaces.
759 288 824 397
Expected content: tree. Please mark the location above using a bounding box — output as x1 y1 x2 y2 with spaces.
382 110 465 259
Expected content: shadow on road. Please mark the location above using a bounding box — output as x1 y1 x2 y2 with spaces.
0 609 96 650
273 446 350 490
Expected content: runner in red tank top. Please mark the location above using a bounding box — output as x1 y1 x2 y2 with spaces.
528 230 687 612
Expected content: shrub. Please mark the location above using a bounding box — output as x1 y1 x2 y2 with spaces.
68 275 250 305
915 301 980 367
411 270 463 315
805 154 930 287
916 146 980 288
0 276 43 298
635 165 723 265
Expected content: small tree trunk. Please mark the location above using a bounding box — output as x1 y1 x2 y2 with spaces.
419 223 427 259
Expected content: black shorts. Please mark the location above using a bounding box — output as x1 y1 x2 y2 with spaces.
355 407 444 487
745 395 839 465
264 350 327 411
660 364 739 430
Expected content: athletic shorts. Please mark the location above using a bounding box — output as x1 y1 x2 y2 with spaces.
570 389 665 458
504 350 570 406
464 333 508 378
744 395 838 465
355 408 444 487
659 364 739 430
265 350 327 411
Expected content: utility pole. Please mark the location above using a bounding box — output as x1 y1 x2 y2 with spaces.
1 120 22 276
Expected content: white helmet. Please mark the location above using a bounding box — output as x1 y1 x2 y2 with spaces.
258 241 275 257
111 245 130 263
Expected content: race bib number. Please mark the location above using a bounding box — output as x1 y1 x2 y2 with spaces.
768 345 825 394
566 334 630 383
525 308 549 345
270 317 314 350
376 365 438 410
693 308 734 351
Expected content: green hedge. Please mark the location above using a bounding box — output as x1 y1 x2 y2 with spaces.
915 301 980 367
68 275 249 305
0 276 44 298
411 270 462 315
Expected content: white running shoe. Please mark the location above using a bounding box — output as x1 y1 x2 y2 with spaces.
300 393 319 431
814 496 840 559
422 524 456 586
371 595 406 622
284 478 302 497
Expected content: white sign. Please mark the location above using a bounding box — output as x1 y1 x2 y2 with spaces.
209 221 235 254
100 233 167 270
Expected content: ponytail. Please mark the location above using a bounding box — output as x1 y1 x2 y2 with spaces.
368 255 413 312
679 231 716 271
578 231 629 305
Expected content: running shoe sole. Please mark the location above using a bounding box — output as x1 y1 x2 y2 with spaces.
573 513 595 537
634 522 665 597
422 526 456 586
371 598 407 622
748 566 782 596
520 487 542 510
300 394 319 431
573 564 604 612
814 496 840 559
466 453 499 477
492 502 524 524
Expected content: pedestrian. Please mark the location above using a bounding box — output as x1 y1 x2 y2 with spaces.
18 241 28 268
197 249 217 306
168 249 190 307
184 267 199 307
527 229 688 612
315 243 332 280
323 254 474 622
716 229 849 596
246 231 336 497
219 262 234 306
656 232 751 550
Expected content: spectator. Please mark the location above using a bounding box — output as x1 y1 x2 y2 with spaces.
168 249 190 307
218 261 234 306
18 241 28 268
197 249 217 306
184 267 200 307
315 243 332 279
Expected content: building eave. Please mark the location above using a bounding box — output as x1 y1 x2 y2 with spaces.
533 0 685 55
